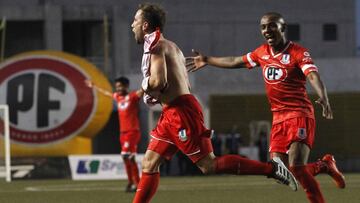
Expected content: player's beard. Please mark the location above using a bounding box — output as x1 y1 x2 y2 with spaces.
134 31 145 44
136 36 144 44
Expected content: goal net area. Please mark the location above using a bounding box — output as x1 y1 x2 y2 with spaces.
0 104 11 182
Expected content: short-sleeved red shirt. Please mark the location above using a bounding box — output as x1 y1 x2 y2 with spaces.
242 41 317 123
113 91 140 132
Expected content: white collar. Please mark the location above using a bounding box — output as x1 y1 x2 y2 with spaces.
143 29 161 53
270 41 292 58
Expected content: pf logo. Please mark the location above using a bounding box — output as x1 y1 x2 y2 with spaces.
118 95 130 111
0 51 112 145
263 64 287 84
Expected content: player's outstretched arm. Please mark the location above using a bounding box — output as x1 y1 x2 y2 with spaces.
84 80 113 97
307 72 333 119
185 49 246 72
136 88 144 98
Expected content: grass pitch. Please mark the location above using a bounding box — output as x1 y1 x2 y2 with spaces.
0 174 359 203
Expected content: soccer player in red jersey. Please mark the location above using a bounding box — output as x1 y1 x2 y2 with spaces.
85 77 143 192
187 12 345 203
131 4 298 203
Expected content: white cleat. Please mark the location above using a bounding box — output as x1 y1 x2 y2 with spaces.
270 157 299 191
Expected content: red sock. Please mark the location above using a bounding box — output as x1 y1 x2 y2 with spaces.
290 166 325 203
132 172 160 203
131 161 140 185
215 155 273 175
123 159 133 184
306 160 327 176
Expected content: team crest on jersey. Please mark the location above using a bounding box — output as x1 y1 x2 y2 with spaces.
178 129 188 142
280 54 290 64
297 128 307 139
263 64 287 84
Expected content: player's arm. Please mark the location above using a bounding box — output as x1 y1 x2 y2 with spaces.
84 80 113 97
142 43 168 94
186 49 247 72
135 88 144 98
307 71 333 119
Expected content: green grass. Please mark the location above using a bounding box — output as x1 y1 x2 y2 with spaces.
0 174 359 203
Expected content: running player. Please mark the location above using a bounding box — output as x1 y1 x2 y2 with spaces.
85 77 143 192
131 4 298 203
187 12 345 203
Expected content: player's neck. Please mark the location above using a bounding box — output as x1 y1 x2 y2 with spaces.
271 40 289 55
119 91 128 96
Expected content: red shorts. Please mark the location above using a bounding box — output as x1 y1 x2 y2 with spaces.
120 130 141 155
148 94 213 163
269 117 315 154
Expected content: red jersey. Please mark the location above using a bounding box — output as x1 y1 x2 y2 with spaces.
242 41 318 123
113 91 140 132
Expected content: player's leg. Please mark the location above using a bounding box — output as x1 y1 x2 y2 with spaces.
192 138 298 191
270 151 288 164
270 117 325 201
306 154 346 189
196 152 274 175
298 117 345 188
130 155 140 187
132 136 178 203
129 131 141 189
288 142 325 203
120 133 134 192
132 150 163 203
122 154 135 192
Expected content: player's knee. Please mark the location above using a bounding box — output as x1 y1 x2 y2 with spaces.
141 156 161 173
196 154 217 175
196 160 216 175
122 154 130 160
198 165 215 175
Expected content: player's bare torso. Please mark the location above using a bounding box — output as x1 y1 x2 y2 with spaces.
155 38 191 105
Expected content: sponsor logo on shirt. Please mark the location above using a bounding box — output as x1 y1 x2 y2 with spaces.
263 64 288 84
302 57 313 63
261 55 270 60
303 52 310 57
118 95 130 110
118 101 129 110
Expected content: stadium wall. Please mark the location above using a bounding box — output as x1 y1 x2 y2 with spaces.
0 0 356 77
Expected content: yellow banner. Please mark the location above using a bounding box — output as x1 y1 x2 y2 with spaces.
0 51 112 156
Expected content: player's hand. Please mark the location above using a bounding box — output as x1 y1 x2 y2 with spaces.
315 98 333 119
185 49 208 72
84 80 94 88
